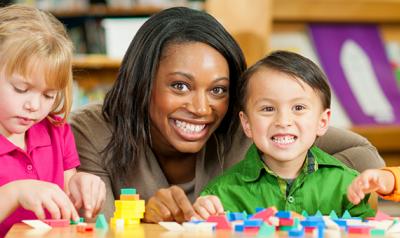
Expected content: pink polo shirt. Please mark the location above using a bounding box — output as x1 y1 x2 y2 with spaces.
0 118 80 237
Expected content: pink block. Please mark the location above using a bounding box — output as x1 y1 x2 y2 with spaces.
348 226 371 234
206 215 231 230
375 210 392 221
251 207 277 222
42 219 69 227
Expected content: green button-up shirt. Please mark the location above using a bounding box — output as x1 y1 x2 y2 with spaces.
201 144 375 218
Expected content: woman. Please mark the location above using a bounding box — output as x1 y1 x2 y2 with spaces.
70 7 384 223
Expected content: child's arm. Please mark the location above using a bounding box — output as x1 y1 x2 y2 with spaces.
0 180 79 223
347 169 395 204
65 169 106 219
193 195 224 220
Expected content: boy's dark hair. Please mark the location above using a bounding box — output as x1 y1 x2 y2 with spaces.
238 50 331 111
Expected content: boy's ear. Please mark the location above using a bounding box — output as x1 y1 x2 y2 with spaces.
239 111 253 139
316 108 331 136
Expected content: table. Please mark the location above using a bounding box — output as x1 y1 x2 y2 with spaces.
6 223 268 238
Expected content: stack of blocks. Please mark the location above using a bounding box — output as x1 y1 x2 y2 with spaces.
110 188 145 227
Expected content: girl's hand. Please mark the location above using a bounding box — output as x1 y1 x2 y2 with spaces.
68 172 106 218
143 185 195 223
13 180 79 220
193 195 224 220
347 169 394 204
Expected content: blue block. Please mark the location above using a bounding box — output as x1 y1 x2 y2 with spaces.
234 224 244 232
333 219 348 227
276 211 291 219
243 219 263 227
288 228 305 237
255 207 265 213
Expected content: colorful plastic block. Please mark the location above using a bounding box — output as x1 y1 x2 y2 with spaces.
95 214 108 229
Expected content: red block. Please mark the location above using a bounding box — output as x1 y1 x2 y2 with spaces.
206 215 231 230
279 218 294 226
244 227 259 234
304 226 317 233
43 219 69 227
348 226 371 234
251 207 277 222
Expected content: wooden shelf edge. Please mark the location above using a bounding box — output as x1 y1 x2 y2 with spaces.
273 0 400 23
73 55 121 69
351 125 400 152
52 5 163 18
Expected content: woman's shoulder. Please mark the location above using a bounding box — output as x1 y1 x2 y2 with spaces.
69 103 112 147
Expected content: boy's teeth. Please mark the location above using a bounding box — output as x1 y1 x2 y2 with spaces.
272 135 295 144
175 120 206 133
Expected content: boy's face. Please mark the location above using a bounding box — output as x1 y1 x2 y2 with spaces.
239 67 330 169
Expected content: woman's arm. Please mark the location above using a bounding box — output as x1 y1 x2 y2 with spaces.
315 127 385 172
69 104 115 219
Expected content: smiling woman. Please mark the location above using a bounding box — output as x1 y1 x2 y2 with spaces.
70 7 385 223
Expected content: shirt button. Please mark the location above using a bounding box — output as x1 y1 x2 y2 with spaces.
287 196 295 203
27 164 33 171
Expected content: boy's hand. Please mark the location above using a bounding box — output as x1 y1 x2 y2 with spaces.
193 195 224 220
68 172 106 219
13 180 79 221
347 169 394 205
143 185 194 223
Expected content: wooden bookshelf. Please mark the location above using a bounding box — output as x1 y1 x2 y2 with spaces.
351 126 400 166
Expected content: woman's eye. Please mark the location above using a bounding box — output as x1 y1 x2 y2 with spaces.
211 87 227 96
171 82 189 92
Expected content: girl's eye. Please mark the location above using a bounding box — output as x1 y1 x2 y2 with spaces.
294 105 306 111
171 82 189 92
44 91 57 100
211 87 227 96
13 86 28 93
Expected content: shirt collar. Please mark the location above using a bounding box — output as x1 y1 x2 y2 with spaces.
239 144 343 183
26 120 52 150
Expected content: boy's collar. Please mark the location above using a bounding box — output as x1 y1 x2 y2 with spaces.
238 144 346 183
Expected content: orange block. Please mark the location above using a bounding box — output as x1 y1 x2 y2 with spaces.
120 194 140 200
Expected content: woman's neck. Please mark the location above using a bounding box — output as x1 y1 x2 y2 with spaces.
155 152 197 184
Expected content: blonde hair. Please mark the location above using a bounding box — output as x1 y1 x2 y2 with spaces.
0 4 73 125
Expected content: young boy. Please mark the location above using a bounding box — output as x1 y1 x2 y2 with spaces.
193 50 375 219
348 167 400 204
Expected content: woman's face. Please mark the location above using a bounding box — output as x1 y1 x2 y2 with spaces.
149 42 229 155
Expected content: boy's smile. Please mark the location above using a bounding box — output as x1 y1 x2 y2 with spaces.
239 67 330 178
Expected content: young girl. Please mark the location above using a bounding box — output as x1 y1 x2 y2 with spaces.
348 167 400 204
0 4 105 236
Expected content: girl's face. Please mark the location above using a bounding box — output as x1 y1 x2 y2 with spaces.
149 42 230 155
0 67 57 137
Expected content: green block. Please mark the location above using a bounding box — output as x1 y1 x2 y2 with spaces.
370 228 385 236
314 210 323 217
329 210 338 219
257 223 275 237
279 225 294 231
121 188 136 195
342 210 352 219
301 210 309 217
95 214 109 229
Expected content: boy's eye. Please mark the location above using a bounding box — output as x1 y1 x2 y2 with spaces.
171 82 189 92
294 105 306 111
211 86 227 96
262 106 274 112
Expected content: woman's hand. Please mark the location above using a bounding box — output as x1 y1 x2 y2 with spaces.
68 172 106 218
193 195 224 220
143 185 195 223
